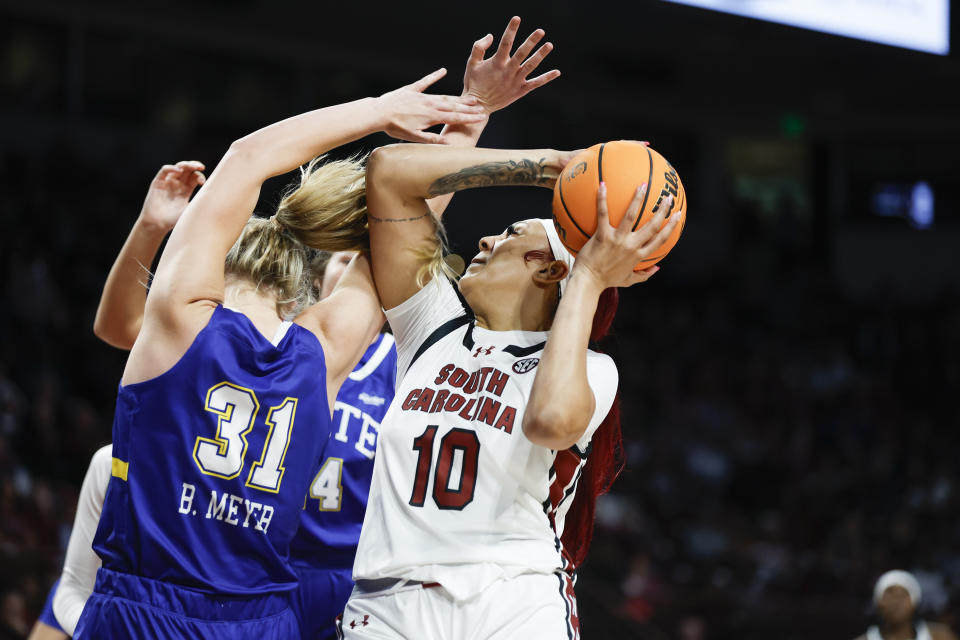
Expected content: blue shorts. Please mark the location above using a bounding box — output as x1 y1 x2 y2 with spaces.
291 565 354 640
37 578 65 632
73 568 298 640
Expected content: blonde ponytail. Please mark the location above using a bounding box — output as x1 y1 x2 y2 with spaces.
223 155 371 317
275 155 369 252
274 153 456 287
224 153 457 318
224 217 311 318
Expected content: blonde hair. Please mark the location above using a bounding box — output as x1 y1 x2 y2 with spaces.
224 155 370 317
412 213 457 287
225 217 311 317
284 154 456 286
224 154 463 316
275 155 369 252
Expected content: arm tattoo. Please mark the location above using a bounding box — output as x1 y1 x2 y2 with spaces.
427 158 549 197
367 211 430 224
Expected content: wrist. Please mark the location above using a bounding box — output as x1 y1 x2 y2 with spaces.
462 89 496 117
567 265 607 300
538 149 567 187
366 96 392 132
136 213 174 236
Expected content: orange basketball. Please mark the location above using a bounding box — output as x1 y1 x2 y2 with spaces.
551 141 687 271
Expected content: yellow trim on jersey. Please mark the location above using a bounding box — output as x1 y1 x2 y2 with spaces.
111 457 129 481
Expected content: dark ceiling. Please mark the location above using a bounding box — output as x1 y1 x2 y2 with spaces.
3 0 957 140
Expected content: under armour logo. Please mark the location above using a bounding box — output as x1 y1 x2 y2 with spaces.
473 346 495 358
349 615 370 629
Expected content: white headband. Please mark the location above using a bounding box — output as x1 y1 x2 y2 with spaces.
533 218 576 295
874 570 921 606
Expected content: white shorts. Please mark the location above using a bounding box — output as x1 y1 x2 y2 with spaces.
339 572 580 640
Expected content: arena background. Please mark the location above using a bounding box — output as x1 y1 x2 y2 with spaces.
1 1 958 637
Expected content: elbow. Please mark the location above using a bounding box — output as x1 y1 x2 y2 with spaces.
226 135 257 160
219 137 264 173
215 138 278 181
367 143 405 170
51 580 75 636
366 144 411 190
92 315 137 351
51 588 65 632
522 410 585 451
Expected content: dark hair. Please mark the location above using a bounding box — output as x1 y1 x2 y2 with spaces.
562 287 624 570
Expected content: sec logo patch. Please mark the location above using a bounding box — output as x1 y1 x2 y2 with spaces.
512 358 540 374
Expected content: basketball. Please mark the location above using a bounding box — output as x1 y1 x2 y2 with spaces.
551 141 687 270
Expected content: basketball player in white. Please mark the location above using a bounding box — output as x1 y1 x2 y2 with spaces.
854 570 957 640
52 446 112 635
338 135 682 638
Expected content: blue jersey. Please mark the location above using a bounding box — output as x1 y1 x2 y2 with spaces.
93 306 331 595
291 332 397 568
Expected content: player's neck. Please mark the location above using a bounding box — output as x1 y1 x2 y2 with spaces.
470 286 553 333
879 621 918 640
224 278 284 342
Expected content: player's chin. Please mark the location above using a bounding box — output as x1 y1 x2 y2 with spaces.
461 263 483 280
457 268 484 294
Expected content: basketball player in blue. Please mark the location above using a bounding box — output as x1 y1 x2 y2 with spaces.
72 73 484 638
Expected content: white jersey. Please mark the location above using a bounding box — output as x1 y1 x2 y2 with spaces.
353 277 618 602
54 443 112 635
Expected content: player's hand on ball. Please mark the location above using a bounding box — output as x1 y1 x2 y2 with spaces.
574 183 684 289
376 69 487 144
141 160 206 232
462 16 560 114
538 149 586 190
557 148 585 169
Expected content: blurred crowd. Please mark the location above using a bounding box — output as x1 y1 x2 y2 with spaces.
0 144 139 638
1 141 958 639
578 204 960 638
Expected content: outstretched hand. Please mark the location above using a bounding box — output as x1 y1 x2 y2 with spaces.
574 183 684 289
141 161 206 231
376 68 487 144
462 16 561 114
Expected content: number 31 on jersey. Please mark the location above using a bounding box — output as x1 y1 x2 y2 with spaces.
193 382 297 493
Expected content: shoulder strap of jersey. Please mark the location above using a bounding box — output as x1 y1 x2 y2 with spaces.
405 278 474 374
503 341 547 357
407 315 471 374
349 333 396 381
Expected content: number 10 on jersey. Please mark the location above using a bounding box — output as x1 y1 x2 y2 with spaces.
409 425 480 510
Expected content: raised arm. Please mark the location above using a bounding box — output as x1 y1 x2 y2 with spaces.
123 72 483 384
368 16 561 308
523 185 684 449
93 161 204 349
428 16 560 217
366 144 572 308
